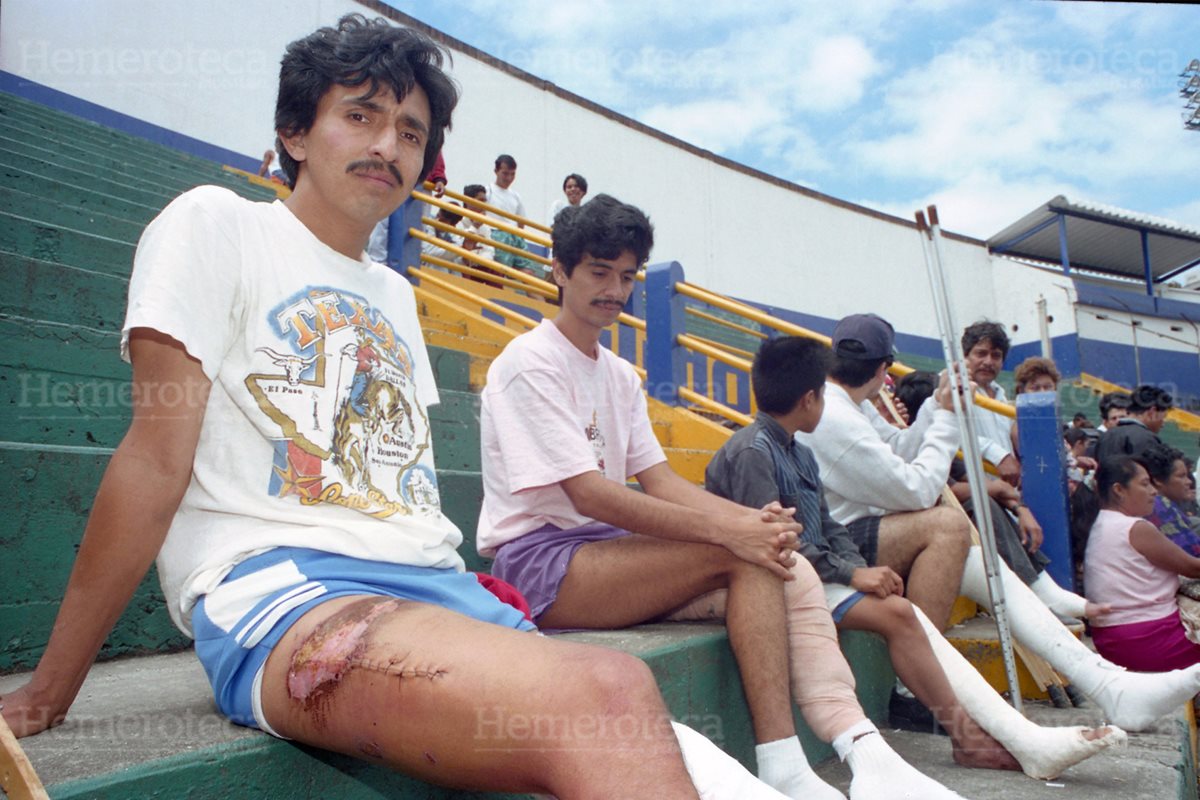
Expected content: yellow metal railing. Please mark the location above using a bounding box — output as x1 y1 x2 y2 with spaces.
415 189 553 249
1077 373 1200 432
409 228 646 373
674 280 1017 420
431 183 553 235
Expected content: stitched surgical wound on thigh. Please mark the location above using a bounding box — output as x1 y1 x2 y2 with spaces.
287 597 402 704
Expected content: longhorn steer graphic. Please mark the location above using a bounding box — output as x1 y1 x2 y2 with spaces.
257 347 319 385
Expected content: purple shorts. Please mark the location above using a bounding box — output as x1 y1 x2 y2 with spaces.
491 522 630 620
1091 608 1200 672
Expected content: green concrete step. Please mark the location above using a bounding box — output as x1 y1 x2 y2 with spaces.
1 251 130 329
0 134 245 199
0 163 164 225
0 211 135 277
0 116 272 191
0 185 144 244
0 148 179 208
0 92 270 183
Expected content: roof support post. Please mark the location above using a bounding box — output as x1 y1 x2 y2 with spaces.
1056 213 1071 275
1141 229 1153 296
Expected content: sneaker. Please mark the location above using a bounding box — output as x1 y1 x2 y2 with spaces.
888 689 948 736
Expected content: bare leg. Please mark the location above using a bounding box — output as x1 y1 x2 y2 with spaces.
874 506 970 630
541 534 795 744
261 595 700 799
839 595 1019 771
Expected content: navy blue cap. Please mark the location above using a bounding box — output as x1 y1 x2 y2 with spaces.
832 314 895 360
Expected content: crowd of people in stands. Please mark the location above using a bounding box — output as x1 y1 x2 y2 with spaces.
8 14 1200 800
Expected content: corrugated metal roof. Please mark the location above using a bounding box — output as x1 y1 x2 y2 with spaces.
986 195 1200 283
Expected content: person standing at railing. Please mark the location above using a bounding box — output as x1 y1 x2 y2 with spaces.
801 312 1200 731
486 153 545 279
420 203 465 271
1095 384 1174 464
549 172 588 223
477 197 972 800
458 184 500 285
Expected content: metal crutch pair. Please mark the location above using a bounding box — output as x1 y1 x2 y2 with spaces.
914 205 1023 713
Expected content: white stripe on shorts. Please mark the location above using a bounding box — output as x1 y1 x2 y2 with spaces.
236 582 327 649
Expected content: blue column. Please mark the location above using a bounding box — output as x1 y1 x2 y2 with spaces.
1016 391 1074 589
644 261 686 405
387 196 425 278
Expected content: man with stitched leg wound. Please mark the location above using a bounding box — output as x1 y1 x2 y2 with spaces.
706 336 1125 784
0 17 790 799
478 196 971 799
799 312 1200 732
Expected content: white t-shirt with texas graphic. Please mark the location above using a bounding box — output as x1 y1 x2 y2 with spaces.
121 186 464 636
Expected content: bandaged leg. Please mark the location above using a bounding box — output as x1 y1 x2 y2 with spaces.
782 562 868 741
668 573 848 799
1029 572 1088 620
671 721 793 799
910 604 1126 779
960 545 1200 730
833 721 965 800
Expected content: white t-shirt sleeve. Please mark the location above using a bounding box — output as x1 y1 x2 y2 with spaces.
121 188 245 381
487 368 601 492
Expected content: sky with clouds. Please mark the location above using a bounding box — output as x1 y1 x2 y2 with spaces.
391 0 1200 240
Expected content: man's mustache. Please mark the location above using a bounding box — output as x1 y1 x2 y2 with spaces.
347 159 404 186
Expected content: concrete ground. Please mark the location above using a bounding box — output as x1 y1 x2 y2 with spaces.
817 699 1190 800
1 651 1192 799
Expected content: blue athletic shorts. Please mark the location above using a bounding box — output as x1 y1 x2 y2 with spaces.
192 547 537 736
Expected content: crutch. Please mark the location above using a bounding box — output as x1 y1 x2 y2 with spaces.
0 713 49 800
915 205 1023 713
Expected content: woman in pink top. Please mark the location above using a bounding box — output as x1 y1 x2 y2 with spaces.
1085 457 1200 671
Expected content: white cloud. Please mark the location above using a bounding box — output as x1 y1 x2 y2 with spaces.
790 35 879 112
1163 199 1200 231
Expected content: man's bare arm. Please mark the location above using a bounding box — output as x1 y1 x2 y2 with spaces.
0 330 210 737
559 467 800 580
636 462 763 516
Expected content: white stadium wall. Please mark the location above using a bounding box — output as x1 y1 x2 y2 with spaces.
0 0 1092 358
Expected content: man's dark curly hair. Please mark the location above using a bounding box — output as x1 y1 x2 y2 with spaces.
275 14 457 186
961 320 1010 360
1128 384 1173 414
1139 441 1186 484
552 194 654 276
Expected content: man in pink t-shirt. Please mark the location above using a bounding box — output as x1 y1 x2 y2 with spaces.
480 195 902 800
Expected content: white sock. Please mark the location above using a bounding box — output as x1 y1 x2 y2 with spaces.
842 731 965 799
754 734 845 800
910 604 1127 779
671 722 793 800
1030 572 1088 619
960 546 1200 731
